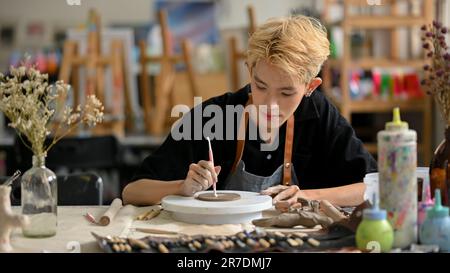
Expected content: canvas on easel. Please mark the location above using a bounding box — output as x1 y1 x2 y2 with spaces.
66 28 141 133
139 9 199 136
58 10 136 137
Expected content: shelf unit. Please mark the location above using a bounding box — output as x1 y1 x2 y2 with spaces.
229 5 256 91
322 0 433 164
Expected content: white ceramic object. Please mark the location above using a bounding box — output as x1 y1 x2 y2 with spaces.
363 167 430 202
363 172 379 202
416 167 430 200
161 190 272 225
0 186 29 252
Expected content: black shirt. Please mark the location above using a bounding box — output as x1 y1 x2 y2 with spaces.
133 84 377 189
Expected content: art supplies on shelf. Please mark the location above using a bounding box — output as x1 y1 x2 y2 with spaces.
347 68 424 101
321 0 433 165
5 48 61 79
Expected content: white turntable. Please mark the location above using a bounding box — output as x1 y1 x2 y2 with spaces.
161 190 272 225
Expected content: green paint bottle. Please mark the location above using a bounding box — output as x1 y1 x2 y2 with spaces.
356 194 394 253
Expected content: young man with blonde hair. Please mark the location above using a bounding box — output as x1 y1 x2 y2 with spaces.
123 15 376 209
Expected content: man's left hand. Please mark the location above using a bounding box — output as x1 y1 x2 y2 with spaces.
260 185 310 212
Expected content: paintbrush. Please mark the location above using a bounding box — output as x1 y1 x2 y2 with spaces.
206 137 217 197
131 227 187 236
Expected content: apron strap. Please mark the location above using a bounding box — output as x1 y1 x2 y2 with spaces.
283 116 295 186
231 95 252 172
231 95 296 186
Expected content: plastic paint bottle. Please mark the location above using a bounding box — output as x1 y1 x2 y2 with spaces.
356 194 394 253
378 107 417 248
418 183 434 227
419 189 450 252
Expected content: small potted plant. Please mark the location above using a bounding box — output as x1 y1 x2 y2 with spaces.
0 60 104 237
420 20 450 206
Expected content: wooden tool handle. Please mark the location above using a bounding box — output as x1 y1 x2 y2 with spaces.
319 200 347 222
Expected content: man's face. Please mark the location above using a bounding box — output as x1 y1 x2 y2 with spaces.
249 59 308 129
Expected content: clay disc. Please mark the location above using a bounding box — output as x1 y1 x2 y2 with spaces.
196 192 241 202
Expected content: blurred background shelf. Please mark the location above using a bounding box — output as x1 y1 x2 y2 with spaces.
328 97 430 112
322 0 434 165
327 58 426 69
344 15 427 28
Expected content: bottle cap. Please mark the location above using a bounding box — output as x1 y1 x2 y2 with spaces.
426 189 449 218
420 183 434 207
386 107 409 130
363 193 387 220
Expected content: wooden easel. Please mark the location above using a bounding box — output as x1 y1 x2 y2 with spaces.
139 9 199 135
229 5 257 91
58 9 134 138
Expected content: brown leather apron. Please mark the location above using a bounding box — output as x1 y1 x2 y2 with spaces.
223 95 298 192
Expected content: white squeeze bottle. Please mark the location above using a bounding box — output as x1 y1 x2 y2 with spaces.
377 107 417 249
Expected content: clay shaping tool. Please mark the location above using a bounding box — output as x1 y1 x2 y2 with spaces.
206 137 217 197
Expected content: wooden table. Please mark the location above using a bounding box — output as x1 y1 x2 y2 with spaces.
10 205 294 253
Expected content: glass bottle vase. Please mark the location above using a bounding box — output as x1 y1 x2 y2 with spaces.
21 155 58 237
429 126 450 207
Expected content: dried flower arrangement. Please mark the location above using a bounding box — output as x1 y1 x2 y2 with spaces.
421 20 450 124
0 61 104 157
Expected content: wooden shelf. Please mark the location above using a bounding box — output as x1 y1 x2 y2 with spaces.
329 95 429 113
348 98 428 113
322 0 433 165
327 58 426 69
345 16 427 28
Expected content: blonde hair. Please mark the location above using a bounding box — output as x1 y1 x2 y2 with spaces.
247 15 330 84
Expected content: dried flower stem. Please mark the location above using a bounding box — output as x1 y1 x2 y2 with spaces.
0 60 104 157
421 21 450 125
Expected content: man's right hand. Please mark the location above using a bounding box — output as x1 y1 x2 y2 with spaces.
179 160 221 196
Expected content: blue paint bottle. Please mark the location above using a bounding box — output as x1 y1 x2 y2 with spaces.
419 189 450 252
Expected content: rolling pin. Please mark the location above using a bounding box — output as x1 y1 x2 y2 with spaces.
98 198 123 226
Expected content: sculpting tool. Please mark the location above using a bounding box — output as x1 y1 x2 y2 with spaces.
84 212 98 224
206 137 217 197
130 228 189 237
135 208 162 221
3 170 21 186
